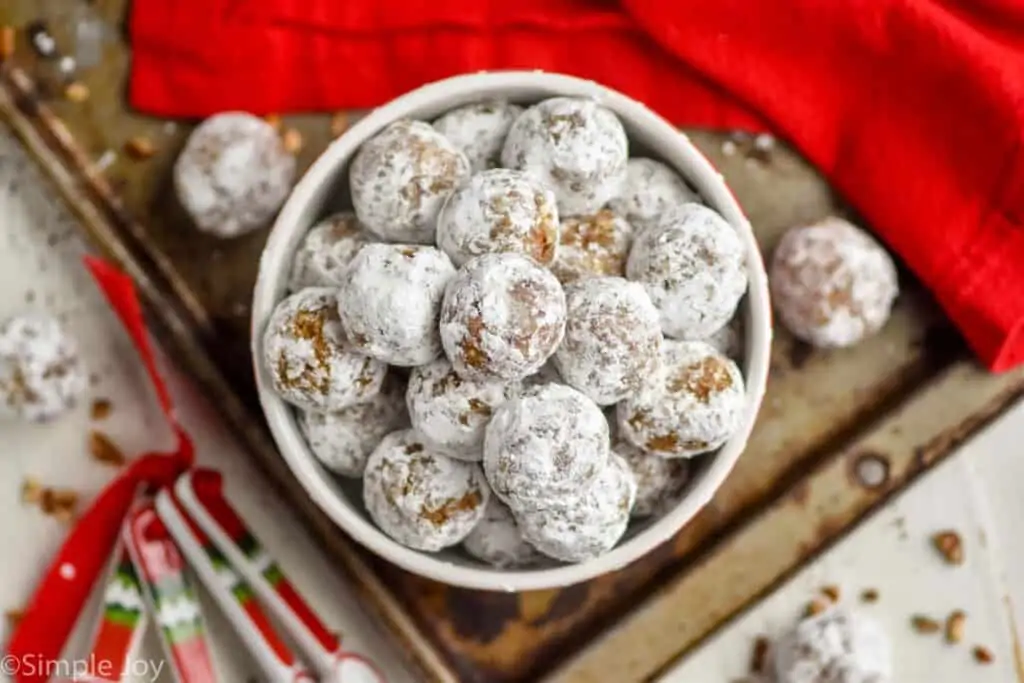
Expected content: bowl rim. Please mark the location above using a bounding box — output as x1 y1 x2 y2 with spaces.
251 70 772 592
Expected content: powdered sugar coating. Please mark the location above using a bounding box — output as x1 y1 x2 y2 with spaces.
627 203 748 339
174 112 295 238
501 97 628 215
550 209 635 284
262 288 386 411
436 169 559 267
299 374 409 477
0 314 86 422
406 359 520 461
701 317 744 362
363 429 490 551
517 452 636 562
553 277 662 406
608 158 700 229
483 383 609 511
770 217 899 348
337 244 456 367
433 101 524 173
613 434 691 518
463 498 543 568
774 606 892 683
288 212 372 291
617 340 745 458
440 253 566 382
350 120 470 244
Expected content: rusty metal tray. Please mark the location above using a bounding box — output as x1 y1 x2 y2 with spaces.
3 4 1024 681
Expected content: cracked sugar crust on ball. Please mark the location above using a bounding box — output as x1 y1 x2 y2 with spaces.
550 209 635 284
774 606 892 683
262 288 387 411
406 359 520 461
618 340 745 458
0 314 86 422
613 432 691 518
337 244 456 367
516 451 637 563
770 217 899 348
483 383 609 511
174 112 295 238
626 203 748 339
436 168 559 267
440 253 566 382
349 120 470 244
299 373 409 478
463 498 543 568
501 97 628 216
363 429 490 552
608 158 700 229
432 101 524 173
553 277 662 406
288 212 373 291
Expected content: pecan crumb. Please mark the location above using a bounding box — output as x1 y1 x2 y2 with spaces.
124 137 156 160
89 430 126 466
63 81 90 103
933 530 964 565
264 114 283 131
20 477 42 505
861 588 879 603
945 610 965 644
5 609 23 630
749 636 770 674
0 26 14 60
972 645 993 664
911 615 941 634
282 128 303 154
805 599 827 617
822 585 841 603
330 112 349 137
90 398 112 420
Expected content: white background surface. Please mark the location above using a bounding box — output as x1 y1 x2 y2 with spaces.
1 126 1022 683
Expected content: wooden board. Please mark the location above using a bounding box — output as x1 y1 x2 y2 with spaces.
3 4 1023 681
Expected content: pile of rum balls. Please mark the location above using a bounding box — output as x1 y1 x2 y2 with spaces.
259 97 751 566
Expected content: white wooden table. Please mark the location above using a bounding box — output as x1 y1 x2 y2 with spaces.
2 126 1022 683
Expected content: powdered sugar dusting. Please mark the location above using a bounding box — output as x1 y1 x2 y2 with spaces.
0 314 86 422
433 101 524 173
463 498 543 568
337 244 456 366
550 209 635 284
617 340 745 458
501 97 628 215
627 203 748 339
613 432 691 518
288 212 372 291
608 158 700 230
516 451 636 562
436 169 559 266
440 253 566 381
770 217 898 348
553 277 662 406
406 358 520 461
174 112 295 238
773 606 892 683
363 429 490 551
350 120 471 244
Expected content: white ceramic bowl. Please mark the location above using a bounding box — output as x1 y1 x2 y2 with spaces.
252 71 771 592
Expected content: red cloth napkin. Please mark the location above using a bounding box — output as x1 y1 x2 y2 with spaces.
129 0 1024 371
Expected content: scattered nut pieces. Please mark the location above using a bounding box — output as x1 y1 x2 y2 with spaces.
972 645 993 664
749 635 770 674
89 430 126 466
330 112 349 137
805 599 828 617
90 398 112 420
282 128 303 154
0 25 14 60
20 477 42 505
933 530 964 565
861 588 879 603
945 610 966 644
822 585 841 603
124 137 156 160
264 114 283 131
911 615 941 634
5 609 23 631
63 81 90 103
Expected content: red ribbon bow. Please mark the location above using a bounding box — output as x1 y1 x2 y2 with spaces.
6 258 194 682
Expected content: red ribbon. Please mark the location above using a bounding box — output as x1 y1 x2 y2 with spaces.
6 258 194 682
